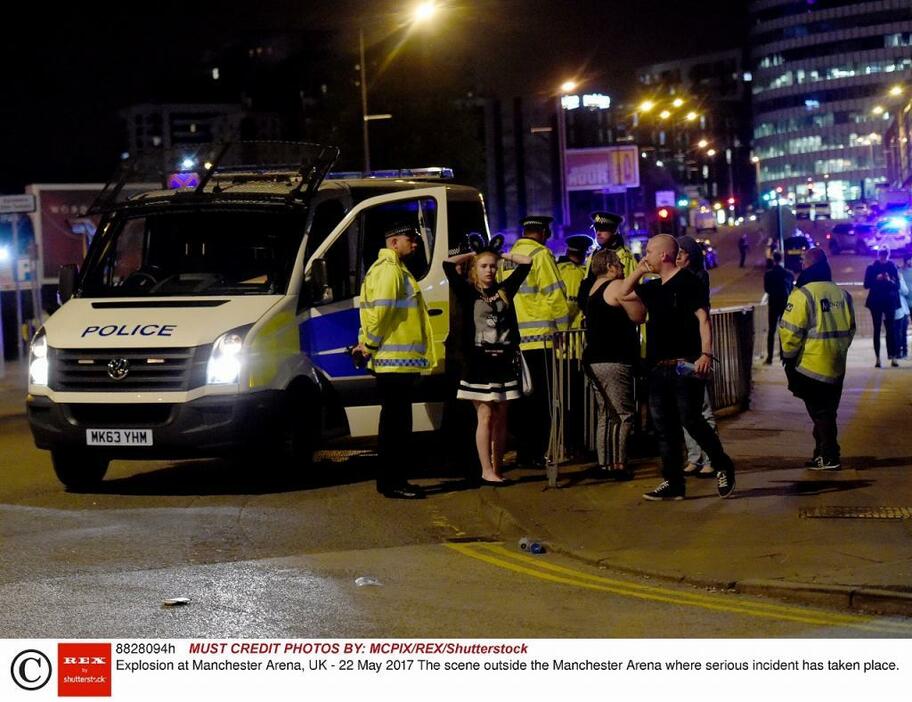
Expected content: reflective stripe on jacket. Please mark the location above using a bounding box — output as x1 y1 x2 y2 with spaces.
557 261 586 330
358 249 437 373
778 281 855 384
500 238 570 350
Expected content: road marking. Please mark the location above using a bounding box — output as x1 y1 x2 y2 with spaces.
445 542 912 634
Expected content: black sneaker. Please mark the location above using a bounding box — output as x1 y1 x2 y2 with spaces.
716 461 736 498
808 456 841 471
803 457 819 467
642 481 685 501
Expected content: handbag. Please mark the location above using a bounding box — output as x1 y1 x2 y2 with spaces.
517 350 534 396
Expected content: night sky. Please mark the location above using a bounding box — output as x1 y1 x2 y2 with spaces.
1 1 747 188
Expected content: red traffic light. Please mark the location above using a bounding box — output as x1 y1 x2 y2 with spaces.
657 208 671 219
727 197 735 205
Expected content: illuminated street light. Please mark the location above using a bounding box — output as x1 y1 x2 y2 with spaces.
872 105 885 115
750 156 760 164
698 139 709 149
889 85 904 97
706 148 717 157
412 1 437 23
639 100 655 112
560 80 578 94
685 111 698 122
672 98 684 108
659 110 671 120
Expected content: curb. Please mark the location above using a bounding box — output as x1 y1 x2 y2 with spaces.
476 491 912 619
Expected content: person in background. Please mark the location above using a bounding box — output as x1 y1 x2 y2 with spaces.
583 249 645 479
500 215 570 468
444 235 532 485
676 235 718 479
779 248 855 471
764 251 795 364
899 254 912 359
617 235 736 501
738 232 750 268
557 234 592 330
863 247 901 368
353 223 437 499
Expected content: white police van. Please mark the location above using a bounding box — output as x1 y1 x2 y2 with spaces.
27 142 488 489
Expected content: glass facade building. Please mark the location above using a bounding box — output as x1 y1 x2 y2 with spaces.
750 0 912 214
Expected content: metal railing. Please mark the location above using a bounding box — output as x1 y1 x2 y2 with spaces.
545 306 755 486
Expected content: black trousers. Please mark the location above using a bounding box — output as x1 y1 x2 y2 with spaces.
514 348 553 462
648 366 732 491
871 308 898 359
767 301 787 361
375 372 419 490
800 378 843 461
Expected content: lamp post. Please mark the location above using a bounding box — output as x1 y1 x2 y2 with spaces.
358 2 437 172
557 80 577 230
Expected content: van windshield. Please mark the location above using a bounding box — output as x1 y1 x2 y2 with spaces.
80 209 306 297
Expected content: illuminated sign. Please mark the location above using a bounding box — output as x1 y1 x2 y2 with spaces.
565 146 640 192
582 93 611 110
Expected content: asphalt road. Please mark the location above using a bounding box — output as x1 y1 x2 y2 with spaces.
4 414 912 639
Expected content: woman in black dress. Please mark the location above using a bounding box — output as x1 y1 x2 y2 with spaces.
444 236 532 485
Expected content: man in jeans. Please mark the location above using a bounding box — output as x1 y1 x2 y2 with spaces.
618 235 736 500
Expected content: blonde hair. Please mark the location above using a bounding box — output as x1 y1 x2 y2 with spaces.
468 251 510 306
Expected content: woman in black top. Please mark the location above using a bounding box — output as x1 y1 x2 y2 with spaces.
444 237 532 485
863 247 901 367
583 249 645 478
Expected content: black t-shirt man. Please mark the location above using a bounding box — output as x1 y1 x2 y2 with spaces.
636 268 709 364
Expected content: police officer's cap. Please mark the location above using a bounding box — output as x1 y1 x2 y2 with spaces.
384 223 421 239
521 215 554 232
590 211 624 231
565 234 593 253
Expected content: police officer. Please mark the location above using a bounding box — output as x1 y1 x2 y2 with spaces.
501 215 570 467
779 247 855 471
579 211 636 312
354 223 437 498
557 234 592 330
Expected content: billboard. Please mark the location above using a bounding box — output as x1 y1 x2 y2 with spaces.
565 146 640 193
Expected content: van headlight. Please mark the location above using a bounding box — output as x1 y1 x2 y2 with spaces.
29 329 49 386
207 328 249 385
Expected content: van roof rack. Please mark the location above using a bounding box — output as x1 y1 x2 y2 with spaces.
325 167 454 181
89 141 340 214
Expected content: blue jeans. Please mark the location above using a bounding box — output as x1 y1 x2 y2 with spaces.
648 365 732 491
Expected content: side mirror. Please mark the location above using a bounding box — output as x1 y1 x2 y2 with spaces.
59 264 78 304
308 258 333 305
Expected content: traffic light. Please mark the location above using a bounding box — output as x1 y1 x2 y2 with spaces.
656 207 674 234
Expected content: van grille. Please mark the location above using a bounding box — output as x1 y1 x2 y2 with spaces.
50 347 209 392
65 403 175 426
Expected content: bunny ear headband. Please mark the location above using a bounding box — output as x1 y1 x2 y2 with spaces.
467 233 505 255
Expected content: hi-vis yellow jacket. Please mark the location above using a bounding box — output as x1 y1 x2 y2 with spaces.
358 249 437 373
500 238 570 350
557 260 586 331
779 281 855 383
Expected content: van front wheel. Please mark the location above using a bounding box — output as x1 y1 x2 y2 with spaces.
51 450 109 492
273 386 318 470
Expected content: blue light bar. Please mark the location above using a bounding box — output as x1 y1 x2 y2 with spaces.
326 167 454 180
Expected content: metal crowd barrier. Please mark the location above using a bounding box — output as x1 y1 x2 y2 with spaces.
545 306 755 486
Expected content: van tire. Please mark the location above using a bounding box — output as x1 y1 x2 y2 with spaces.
51 451 109 492
273 384 319 470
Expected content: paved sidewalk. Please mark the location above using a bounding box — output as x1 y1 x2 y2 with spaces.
479 342 912 616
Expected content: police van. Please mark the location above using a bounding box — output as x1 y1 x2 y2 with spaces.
26 142 487 489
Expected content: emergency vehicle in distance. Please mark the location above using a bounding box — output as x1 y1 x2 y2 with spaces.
26 141 489 489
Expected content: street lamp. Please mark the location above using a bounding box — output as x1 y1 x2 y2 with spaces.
557 79 578 229
639 99 655 113
560 80 578 93
358 3 438 172
889 85 904 97
698 138 709 149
